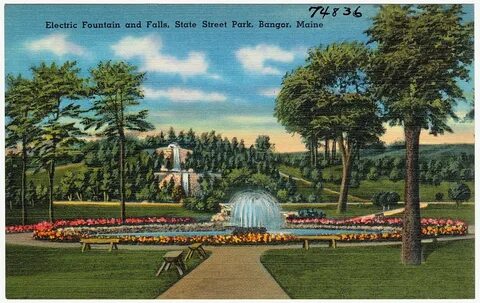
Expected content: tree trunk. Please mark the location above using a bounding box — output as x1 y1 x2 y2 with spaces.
337 136 353 214
332 139 337 162
21 137 27 225
401 125 422 265
324 139 329 164
308 138 313 167
48 159 55 222
314 137 318 168
119 133 126 223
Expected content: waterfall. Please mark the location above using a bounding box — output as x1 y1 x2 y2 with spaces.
182 172 189 196
229 190 283 230
168 143 181 171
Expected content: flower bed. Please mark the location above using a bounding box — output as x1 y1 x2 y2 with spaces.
6 216 195 234
26 215 469 245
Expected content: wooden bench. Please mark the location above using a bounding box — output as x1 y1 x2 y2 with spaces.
185 243 207 261
80 238 120 252
156 251 186 276
296 235 341 250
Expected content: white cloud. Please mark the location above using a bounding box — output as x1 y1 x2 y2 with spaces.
258 87 280 98
226 115 277 125
143 86 226 102
25 34 86 56
112 35 210 77
235 44 296 75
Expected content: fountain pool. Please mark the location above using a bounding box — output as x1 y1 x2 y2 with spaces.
92 190 390 239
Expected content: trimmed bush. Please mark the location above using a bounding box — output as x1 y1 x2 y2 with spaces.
297 208 326 218
372 191 400 210
448 182 471 207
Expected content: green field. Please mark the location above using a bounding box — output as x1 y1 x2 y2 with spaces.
261 239 474 299
362 144 474 160
6 203 214 225
280 164 475 202
325 178 475 202
27 163 88 186
6 245 206 299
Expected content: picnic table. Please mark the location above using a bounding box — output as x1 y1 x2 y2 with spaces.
296 235 341 250
156 251 187 276
80 238 120 252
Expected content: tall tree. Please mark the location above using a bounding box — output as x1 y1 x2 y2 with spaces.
84 61 154 223
5 75 43 224
32 61 86 222
275 67 325 168
367 5 473 265
307 42 384 213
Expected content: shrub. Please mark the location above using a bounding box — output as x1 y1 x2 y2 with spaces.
310 168 322 182
172 185 186 202
389 168 403 182
307 193 319 203
349 178 360 188
367 167 379 181
232 227 267 235
297 208 326 218
302 167 312 179
435 192 444 201
448 182 471 207
372 191 399 210
332 176 342 185
276 189 289 202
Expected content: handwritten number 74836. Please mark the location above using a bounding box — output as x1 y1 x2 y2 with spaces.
309 6 362 18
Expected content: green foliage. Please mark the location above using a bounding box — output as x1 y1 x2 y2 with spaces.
448 182 471 207
368 5 473 132
84 61 154 137
435 192 444 202
372 191 400 210
297 208 326 218
171 185 186 202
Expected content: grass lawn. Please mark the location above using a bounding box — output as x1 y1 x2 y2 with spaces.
6 203 214 225
325 178 475 202
261 239 474 299
6 244 206 299
280 163 474 202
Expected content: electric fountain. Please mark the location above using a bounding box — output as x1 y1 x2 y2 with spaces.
229 190 284 230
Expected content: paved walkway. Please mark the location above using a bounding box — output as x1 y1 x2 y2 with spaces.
159 246 289 299
6 230 475 299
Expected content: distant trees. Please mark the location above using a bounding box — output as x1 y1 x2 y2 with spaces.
84 61 154 223
367 4 473 265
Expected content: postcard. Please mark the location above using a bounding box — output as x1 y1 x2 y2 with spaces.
4 3 475 300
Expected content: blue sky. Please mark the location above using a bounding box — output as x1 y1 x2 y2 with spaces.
5 4 474 152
